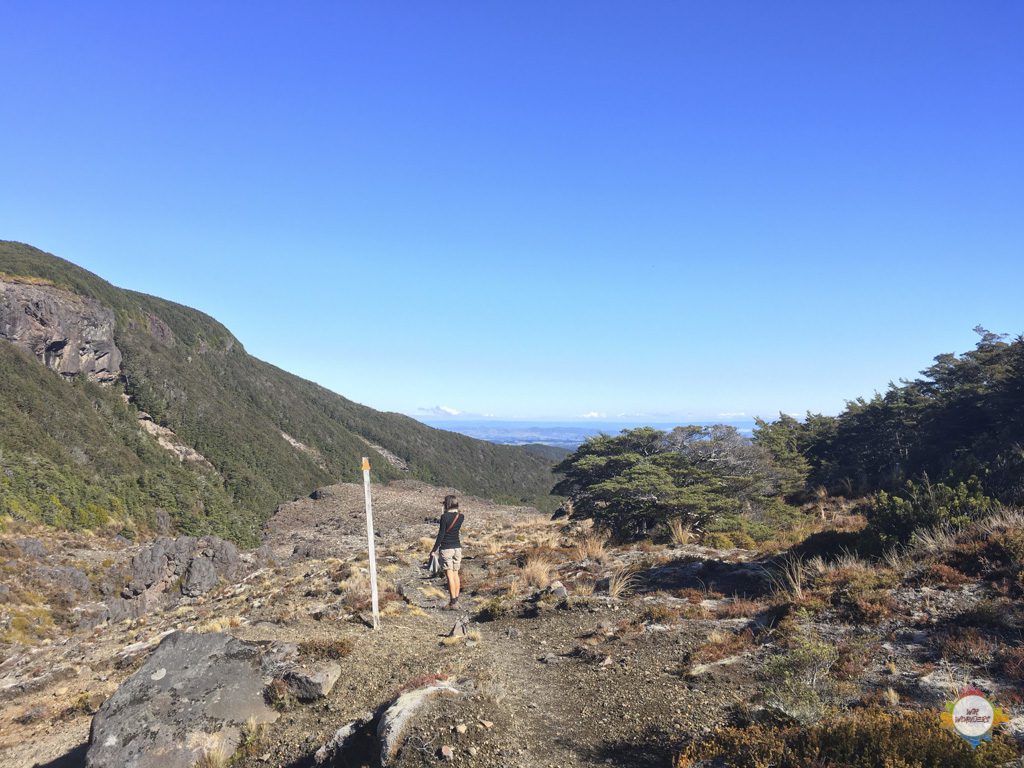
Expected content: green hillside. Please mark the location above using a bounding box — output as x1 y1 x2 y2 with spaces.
0 241 557 543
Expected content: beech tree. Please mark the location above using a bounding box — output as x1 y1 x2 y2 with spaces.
552 426 785 538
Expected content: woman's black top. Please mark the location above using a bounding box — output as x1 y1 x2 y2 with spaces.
432 511 463 550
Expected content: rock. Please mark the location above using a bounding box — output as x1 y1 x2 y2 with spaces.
539 653 563 665
283 663 341 701
154 508 172 535
478 719 493 729
440 745 454 761
468 746 479 756
454 723 467 734
182 556 218 597
109 536 242 619
0 278 122 383
15 538 47 558
547 580 569 599
378 679 461 766
85 632 277 768
314 711 373 764
15 705 47 724
449 617 469 638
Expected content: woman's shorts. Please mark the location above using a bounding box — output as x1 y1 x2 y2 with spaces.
440 547 462 572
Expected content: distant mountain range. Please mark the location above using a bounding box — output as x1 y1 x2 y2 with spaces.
0 241 558 543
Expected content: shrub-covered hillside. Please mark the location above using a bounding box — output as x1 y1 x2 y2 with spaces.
0 241 557 543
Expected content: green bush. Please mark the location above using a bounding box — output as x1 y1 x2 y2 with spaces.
702 532 735 549
867 477 999 546
760 630 839 724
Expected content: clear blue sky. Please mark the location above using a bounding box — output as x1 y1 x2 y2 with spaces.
2 2 1022 422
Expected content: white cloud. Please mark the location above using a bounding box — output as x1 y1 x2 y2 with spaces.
718 411 747 418
418 405 462 417
580 411 607 419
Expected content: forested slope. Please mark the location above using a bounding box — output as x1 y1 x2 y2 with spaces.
0 241 556 543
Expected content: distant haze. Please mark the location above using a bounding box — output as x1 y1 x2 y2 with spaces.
417 418 757 450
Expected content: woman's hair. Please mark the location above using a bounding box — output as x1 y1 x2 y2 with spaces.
443 495 460 512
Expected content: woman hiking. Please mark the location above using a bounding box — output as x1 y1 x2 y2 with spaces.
430 494 464 610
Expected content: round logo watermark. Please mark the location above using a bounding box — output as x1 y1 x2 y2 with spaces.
941 688 1010 748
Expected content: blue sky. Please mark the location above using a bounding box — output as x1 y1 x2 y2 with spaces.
2 2 1022 422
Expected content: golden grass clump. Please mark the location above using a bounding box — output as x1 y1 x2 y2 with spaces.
668 518 693 546
520 553 554 589
574 532 608 563
606 566 638 598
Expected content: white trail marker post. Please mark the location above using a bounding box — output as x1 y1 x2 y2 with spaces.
361 457 380 630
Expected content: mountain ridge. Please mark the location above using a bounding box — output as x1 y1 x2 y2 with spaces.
0 240 557 543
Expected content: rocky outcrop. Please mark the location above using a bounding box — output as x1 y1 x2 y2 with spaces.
0 277 121 383
85 632 278 768
138 414 216 468
105 536 242 622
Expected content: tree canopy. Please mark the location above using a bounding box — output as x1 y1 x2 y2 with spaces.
553 425 792 538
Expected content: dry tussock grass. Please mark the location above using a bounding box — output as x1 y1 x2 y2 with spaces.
520 553 554 589
574 533 608 563
573 578 595 596
668 518 694 546
485 540 503 555
196 615 242 633
607 566 638 598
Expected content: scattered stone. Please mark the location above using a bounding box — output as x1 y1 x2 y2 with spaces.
468 746 479 756
449 617 469 638
547 580 569 599
440 745 454 761
85 632 277 768
455 723 467 734
283 663 341 701
15 705 47 725
539 653 563 665
478 719 493 729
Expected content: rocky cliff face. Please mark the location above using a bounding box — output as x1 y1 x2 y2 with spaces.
0 277 122 383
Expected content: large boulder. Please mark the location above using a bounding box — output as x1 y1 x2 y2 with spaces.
181 556 218 597
378 679 462 766
86 632 278 768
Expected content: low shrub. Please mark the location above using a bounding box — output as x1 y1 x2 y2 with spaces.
714 598 762 619
640 604 680 624
690 629 754 666
760 630 839 724
998 644 1024 681
702 532 735 549
677 708 1016 768
939 627 999 666
866 478 999 548
476 596 514 622
919 563 972 588
299 637 354 659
